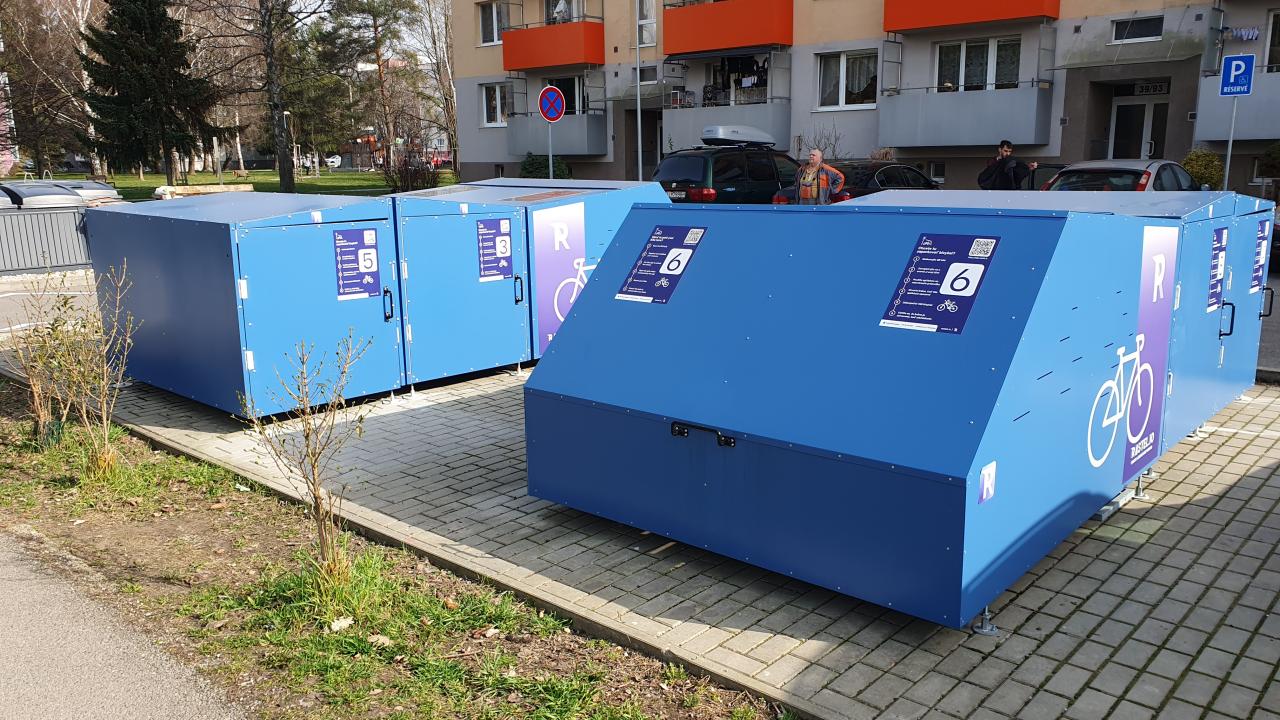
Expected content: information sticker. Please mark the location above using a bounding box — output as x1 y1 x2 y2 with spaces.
1207 227 1228 312
615 225 706 304
477 218 514 282
1252 219 1271 294
879 233 999 334
334 228 381 301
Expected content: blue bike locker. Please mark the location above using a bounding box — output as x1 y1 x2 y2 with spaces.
524 191 1273 628
86 194 405 416
391 179 668 383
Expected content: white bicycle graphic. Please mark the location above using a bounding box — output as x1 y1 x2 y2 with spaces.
554 257 597 322
937 298 959 312
1087 333 1155 468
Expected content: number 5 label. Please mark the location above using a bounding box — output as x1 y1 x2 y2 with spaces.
940 262 984 297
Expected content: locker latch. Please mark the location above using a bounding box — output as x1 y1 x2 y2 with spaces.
671 421 736 448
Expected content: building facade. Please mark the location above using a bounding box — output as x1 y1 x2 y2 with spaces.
0 21 18 175
452 0 1280 192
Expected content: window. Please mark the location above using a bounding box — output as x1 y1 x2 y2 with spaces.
711 153 746 184
746 152 776 182
638 65 658 84
1112 16 1163 44
547 77 583 114
479 2 507 45
936 37 1019 92
773 154 798 186
1253 158 1278 185
928 161 946 183
1172 165 1195 190
817 50 877 108
482 83 513 127
546 0 582 24
1268 10 1280 71
638 0 656 47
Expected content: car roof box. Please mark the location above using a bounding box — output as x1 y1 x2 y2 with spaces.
700 125 775 147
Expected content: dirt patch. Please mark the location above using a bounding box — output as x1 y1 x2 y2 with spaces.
0 378 778 720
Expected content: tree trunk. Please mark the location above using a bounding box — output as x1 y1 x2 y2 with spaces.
261 1 295 193
212 136 223 182
163 145 176 186
373 16 395 170
137 162 144 181
233 107 246 171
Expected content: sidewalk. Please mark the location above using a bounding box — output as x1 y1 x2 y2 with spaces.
0 529 243 720
96 369 1280 720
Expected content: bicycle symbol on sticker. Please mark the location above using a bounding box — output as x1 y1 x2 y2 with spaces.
1087 333 1156 468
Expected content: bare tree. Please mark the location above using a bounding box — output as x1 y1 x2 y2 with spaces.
244 334 369 584
70 265 136 479
407 0 455 159
9 272 85 448
795 123 845 162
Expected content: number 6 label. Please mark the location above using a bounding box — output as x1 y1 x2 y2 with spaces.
940 262 984 297
659 248 693 275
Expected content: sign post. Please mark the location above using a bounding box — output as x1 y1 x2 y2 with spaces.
1219 54 1255 191
538 86 566 180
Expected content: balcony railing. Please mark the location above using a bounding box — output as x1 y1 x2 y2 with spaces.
878 80 1053 147
662 0 792 56
501 1 605 71
1193 69 1280 142
883 0 1059 32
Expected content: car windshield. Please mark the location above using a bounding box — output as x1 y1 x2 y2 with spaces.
654 156 706 184
1047 169 1144 191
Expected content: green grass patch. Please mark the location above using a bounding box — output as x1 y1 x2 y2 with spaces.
48 169 457 202
177 545 674 719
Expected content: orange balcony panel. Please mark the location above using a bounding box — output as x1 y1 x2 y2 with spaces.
883 0 1059 32
663 0 793 56
502 21 605 71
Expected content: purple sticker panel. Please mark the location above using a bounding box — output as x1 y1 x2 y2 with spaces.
614 225 707 305
1207 226 1227 312
1121 226 1179 483
1252 219 1272 294
334 228 380 301
532 202 586 355
476 218 514 282
879 234 999 334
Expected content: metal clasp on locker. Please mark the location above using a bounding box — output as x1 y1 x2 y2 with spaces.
671 421 736 448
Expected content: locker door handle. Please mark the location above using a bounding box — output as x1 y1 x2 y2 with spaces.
671 421 736 448
514 275 525 305
1219 301 1236 338
383 287 395 321
1262 287 1275 318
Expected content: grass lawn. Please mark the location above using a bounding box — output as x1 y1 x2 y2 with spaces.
48 169 457 202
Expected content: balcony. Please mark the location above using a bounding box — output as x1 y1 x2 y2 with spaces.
1193 67 1280 142
662 0 792 56
883 0 1059 32
662 99 790 152
507 112 608 156
502 20 605 71
878 82 1052 147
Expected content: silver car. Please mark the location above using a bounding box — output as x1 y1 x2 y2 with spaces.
1042 159 1203 192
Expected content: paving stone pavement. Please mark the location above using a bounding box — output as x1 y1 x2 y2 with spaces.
94 373 1280 719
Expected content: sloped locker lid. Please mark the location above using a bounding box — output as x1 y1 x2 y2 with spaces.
393 183 603 216
527 204 1065 479
53 180 123 203
87 192 390 226
0 191 14 210
0 181 87 208
852 190 1238 221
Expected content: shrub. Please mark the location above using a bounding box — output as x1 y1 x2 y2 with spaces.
1183 147 1224 190
519 153 571 179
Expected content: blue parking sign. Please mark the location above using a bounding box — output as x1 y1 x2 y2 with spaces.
1220 54 1254 96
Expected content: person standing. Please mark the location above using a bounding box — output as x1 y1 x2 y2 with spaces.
978 140 1038 190
796 149 846 205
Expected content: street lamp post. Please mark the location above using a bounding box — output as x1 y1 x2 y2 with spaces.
283 110 299 174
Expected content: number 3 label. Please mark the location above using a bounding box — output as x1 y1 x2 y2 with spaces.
940 262 984 297
659 248 693 275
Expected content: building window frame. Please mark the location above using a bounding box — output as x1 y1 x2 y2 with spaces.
1110 16 1164 45
928 161 946 184
1252 157 1278 185
638 0 657 47
1266 9 1280 71
638 65 659 85
934 36 1021 92
481 82 513 127
815 48 878 111
478 1 507 46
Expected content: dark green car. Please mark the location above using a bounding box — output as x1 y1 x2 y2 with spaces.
653 143 801 205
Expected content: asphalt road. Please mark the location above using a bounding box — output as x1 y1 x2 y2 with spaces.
0 533 243 720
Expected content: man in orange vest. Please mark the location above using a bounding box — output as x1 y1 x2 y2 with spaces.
796 149 846 205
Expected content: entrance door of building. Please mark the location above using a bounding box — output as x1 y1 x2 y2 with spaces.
1109 97 1169 160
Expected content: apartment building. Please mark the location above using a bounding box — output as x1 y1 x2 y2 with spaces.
453 0 1280 191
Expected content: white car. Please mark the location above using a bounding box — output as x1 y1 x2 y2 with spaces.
325 155 342 169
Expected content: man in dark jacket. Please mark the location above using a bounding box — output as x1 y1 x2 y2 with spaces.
978 140 1038 190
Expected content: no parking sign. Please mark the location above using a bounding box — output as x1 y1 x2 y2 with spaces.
538 86 566 179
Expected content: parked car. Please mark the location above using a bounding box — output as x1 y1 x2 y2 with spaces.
772 160 940 204
1041 159 1201 191
653 126 801 204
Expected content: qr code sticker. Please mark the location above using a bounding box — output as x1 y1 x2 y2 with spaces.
969 238 996 258
683 228 705 245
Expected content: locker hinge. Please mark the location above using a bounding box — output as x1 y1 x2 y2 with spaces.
1167 371 1174 397
406 323 413 343
1173 282 1181 310
238 277 249 300
401 260 408 279
1226 267 1233 291
244 350 255 372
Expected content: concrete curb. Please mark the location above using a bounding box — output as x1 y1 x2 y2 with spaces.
0 366 831 719
1257 367 1280 384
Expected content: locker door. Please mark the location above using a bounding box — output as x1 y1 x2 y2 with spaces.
399 211 531 383
1219 212 1272 391
237 219 404 415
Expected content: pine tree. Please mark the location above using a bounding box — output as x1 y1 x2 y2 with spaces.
80 0 221 184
